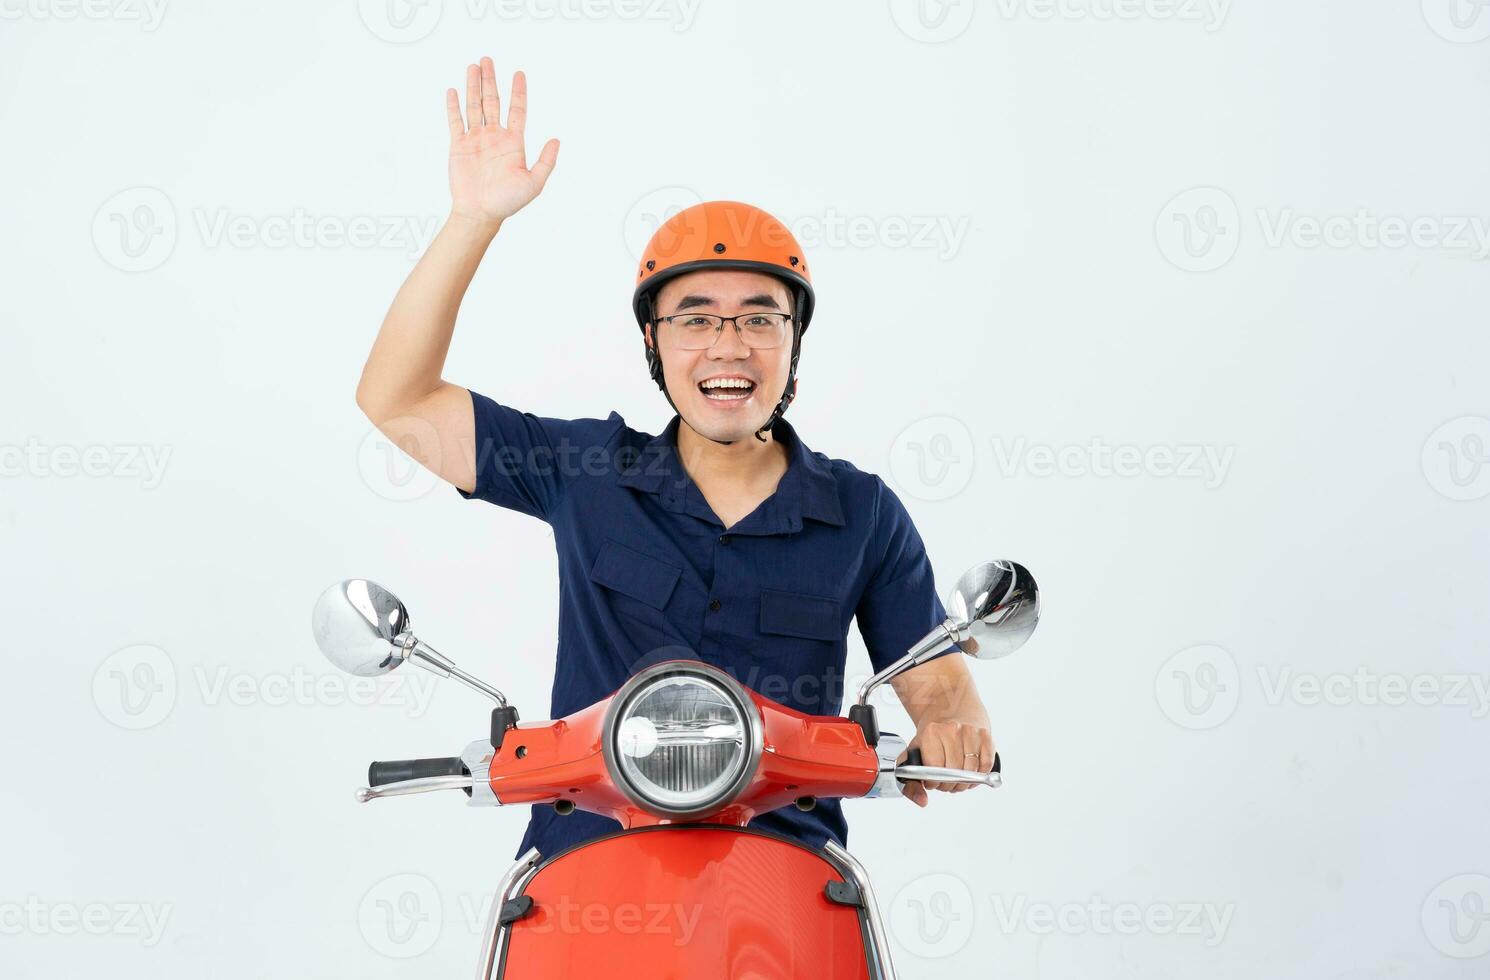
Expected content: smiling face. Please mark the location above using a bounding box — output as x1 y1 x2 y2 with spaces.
645 269 796 443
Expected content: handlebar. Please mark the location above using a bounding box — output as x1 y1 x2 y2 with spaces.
896 747 1004 789
368 756 467 787
352 743 1006 807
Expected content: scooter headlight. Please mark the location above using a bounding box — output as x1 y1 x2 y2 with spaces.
603 663 761 819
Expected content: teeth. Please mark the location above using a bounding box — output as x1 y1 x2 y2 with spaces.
700 378 753 390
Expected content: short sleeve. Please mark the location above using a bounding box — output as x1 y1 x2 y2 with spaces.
457 388 625 523
854 476 949 673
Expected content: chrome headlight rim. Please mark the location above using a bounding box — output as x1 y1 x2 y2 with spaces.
601 661 763 821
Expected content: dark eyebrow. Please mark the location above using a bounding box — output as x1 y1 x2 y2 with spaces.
668 293 782 312
671 294 717 311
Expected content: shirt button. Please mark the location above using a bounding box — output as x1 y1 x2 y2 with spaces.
708 598 722 612
719 534 732 545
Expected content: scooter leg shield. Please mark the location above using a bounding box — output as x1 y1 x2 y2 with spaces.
494 826 877 979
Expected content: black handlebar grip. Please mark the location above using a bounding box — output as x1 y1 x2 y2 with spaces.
367 757 467 787
901 747 1002 773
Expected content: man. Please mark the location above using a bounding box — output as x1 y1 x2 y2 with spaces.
356 58 996 861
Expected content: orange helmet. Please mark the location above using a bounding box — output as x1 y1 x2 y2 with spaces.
631 201 815 442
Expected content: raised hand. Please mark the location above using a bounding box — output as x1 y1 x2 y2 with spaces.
446 57 560 229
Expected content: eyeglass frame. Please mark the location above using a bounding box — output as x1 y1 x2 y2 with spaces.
647 310 797 351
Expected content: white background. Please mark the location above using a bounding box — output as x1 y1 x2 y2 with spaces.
3 0 1489 977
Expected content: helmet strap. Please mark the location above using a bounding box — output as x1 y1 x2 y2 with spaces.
750 286 806 442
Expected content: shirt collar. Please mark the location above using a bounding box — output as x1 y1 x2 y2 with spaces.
617 414 846 530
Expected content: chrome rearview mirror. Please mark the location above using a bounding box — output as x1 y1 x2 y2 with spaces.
855 560 1039 707
312 579 412 677
311 579 509 706
945 560 1039 660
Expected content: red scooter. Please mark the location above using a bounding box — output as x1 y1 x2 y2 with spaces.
311 559 1038 978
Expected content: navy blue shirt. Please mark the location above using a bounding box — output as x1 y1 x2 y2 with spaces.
458 389 948 860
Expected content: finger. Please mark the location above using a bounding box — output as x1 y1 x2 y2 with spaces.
507 69 528 136
901 780 928 807
465 63 482 128
923 729 953 793
528 138 559 193
980 729 996 772
445 88 465 140
953 728 982 794
481 57 500 130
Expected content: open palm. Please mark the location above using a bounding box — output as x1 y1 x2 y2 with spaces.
446 58 559 227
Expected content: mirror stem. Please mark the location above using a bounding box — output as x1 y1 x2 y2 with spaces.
855 621 961 707
401 637 509 707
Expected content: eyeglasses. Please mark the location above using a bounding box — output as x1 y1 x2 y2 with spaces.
651 312 793 351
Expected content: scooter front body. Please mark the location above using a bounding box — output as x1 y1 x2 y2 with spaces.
492 826 881 979
311 562 1038 980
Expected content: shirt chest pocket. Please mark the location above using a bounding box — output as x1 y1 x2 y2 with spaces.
758 589 841 643
589 538 683 611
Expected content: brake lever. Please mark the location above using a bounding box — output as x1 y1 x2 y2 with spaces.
895 765 1002 789
354 774 474 803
